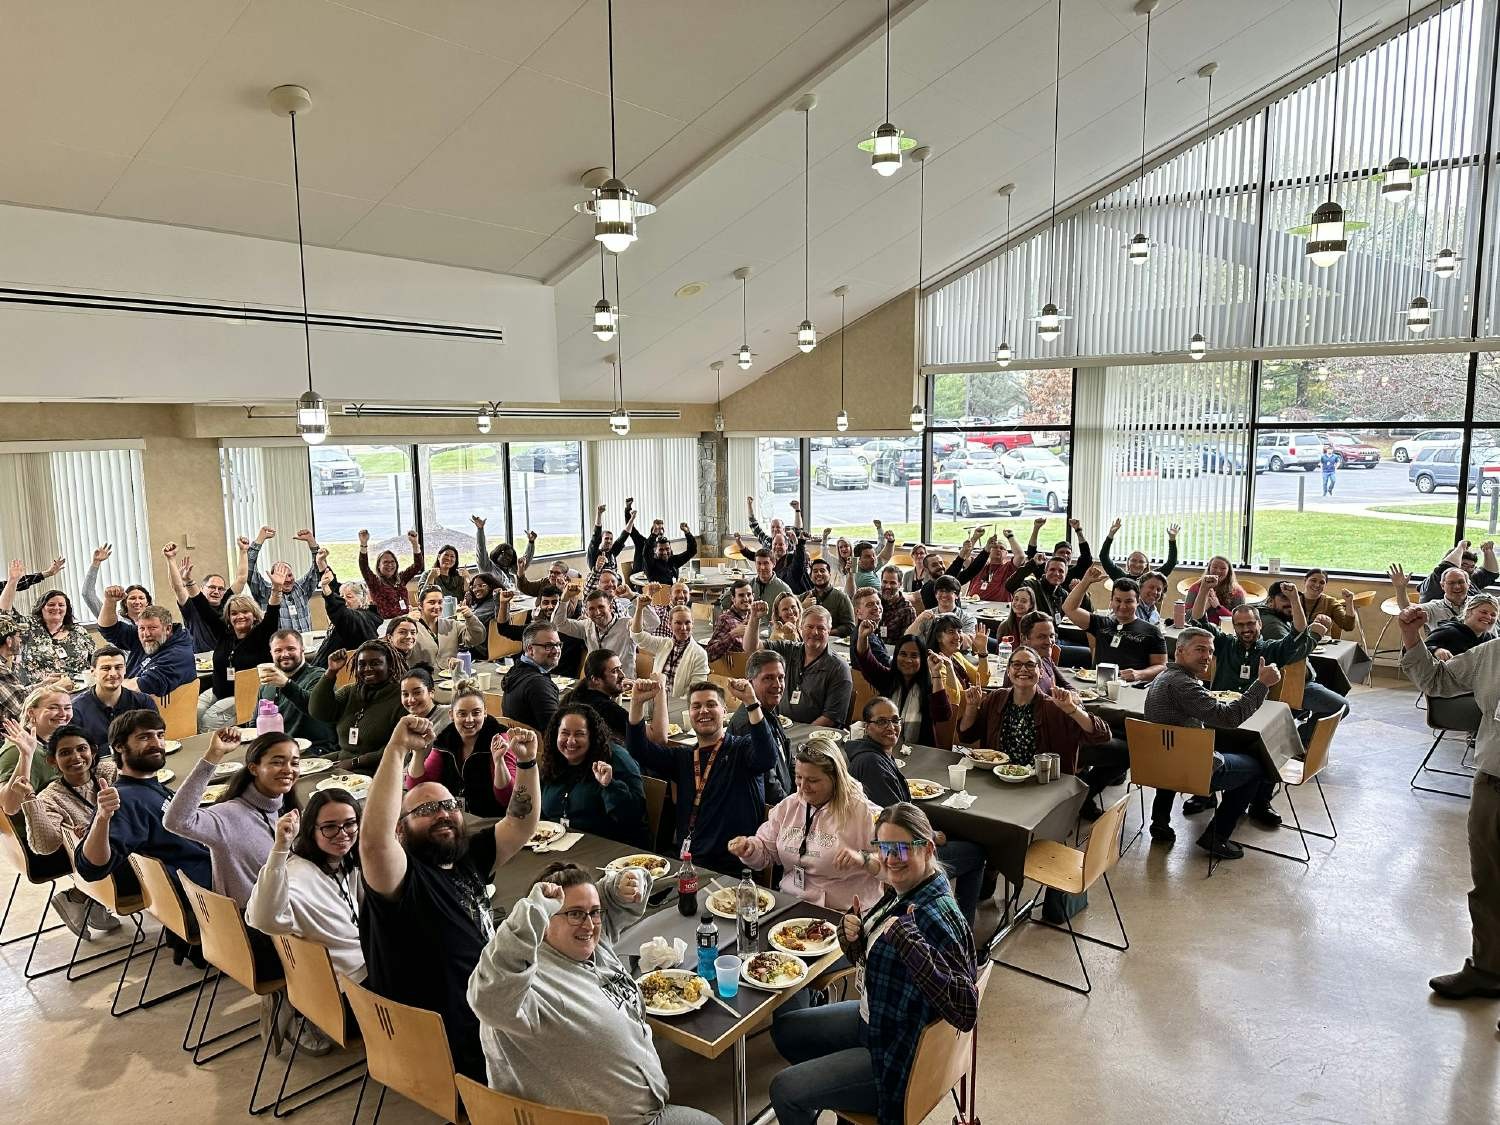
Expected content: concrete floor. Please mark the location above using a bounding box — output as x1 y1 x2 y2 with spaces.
1 674 1495 1125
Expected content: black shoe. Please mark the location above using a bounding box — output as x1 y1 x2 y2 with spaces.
1247 804 1283 829
1149 821 1176 843
1429 960 1500 999
1078 797 1103 822
1183 794 1218 816
1196 832 1244 860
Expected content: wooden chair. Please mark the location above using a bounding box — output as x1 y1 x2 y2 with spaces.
1240 711 1343 865
709 650 748 678
177 873 286 1112
234 667 261 725
691 601 715 623
1413 693 1481 798
0 810 69 975
489 611 527 662
1124 718 1220 875
848 669 878 727
841 964 992 1125
58 844 149 984
642 776 669 851
993 796 1130 994
118 854 206 1017
456 1074 608 1125
1268 659 1306 710
334 663 356 690
340 975 460 1124
635 650 656 678
268 933 366 1116
153 681 201 740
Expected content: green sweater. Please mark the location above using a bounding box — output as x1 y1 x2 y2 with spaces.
0 739 57 791
258 662 338 754
1202 626 1318 692
307 675 404 770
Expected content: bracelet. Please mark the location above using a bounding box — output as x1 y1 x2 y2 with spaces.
515 759 537 770
746 701 762 711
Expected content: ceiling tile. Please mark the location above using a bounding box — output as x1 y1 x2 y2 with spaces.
330 0 586 64
510 233 596 281
0 140 132 213
338 205 547 272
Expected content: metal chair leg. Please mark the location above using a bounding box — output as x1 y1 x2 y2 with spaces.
991 873 1129 995
184 967 261 1064
348 1073 370 1125
1117 785 1145 858
1411 730 1477 799
0 875 63 947
269 1011 367 1119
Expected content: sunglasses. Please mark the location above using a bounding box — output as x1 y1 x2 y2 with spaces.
870 839 929 860
557 906 605 927
402 797 466 820
316 819 359 840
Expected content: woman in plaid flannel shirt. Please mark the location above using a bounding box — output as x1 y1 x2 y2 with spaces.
769 802 978 1125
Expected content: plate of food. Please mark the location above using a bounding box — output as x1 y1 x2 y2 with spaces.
154 767 175 784
993 763 1035 784
768 917 839 958
163 739 182 754
966 748 1009 765
667 723 684 737
297 758 334 776
604 853 673 880
706 884 776 921
1210 690 1242 702
212 760 243 778
806 730 846 744
528 821 566 848
316 773 371 800
637 969 710 1017
236 730 313 751
1071 669 1097 683
553 676 577 689
907 778 945 800
778 714 793 729
200 783 228 804
741 950 809 991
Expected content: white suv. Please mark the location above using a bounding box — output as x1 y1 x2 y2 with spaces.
1392 429 1462 463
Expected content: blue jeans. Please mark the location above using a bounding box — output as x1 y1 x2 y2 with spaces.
769 1001 879 1125
1151 750 1269 838
1301 681 1346 718
1322 470 1336 495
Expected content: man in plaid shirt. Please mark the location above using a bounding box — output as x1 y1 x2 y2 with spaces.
705 580 756 663
243 526 321 633
0 618 30 726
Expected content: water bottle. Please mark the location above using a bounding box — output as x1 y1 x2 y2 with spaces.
696 913 719 983
676 854 699 917
441 594 458 619
255 699 283 737
736 869 759 950
457 651 474 676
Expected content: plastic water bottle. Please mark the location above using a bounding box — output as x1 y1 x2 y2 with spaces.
255 699 283 737
441 594 458 619
736 869 760 950
696 912 719 983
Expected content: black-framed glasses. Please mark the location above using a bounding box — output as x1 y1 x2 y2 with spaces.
865 715 900 728
529 641 563 651
317 819 359 840
558 906 604 926
1008 660 1041 671
870 839 929 861
401 797 466 820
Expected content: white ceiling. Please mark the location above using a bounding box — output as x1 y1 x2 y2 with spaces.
0 0 1415 405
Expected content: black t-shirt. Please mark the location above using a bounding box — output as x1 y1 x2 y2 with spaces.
360 828 499 1081
1085 613 1166 671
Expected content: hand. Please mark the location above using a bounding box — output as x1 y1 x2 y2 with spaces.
1387 563 1408 587
2 718 36 758
833 846 865 871
179 557 195 582
961 685 984 714
92 543 113 565
358 529 370 547
525 529 537 542
315 548 330 573
536 881 563 902
1311 614 1333 636
7 559 22 583
1004 528 1017 541
973 621 990 649
1340 588 1356 604
5 776 33 803
631 677 662 702
727 836 753 859
843 895 864 943
749 600 769 617
44 556 65 577
103 584 126 603
319 571 334 595
1050 686 1080 715
592 760 614 787
205 725 242 764
1434 647 1455 662
406 529 419 545
1167 523 1180 540
237 536 251 553
726 678 758 706
470 515 486 530
1083 564 1107 586
507 728 538 764
789 499 801 512
96 783 120 822
1108 518 1122 537
680 522 691 534
1033 516 1047 530
162 542 178 560
885 530 895 542
275 809 300 847
325 649 350 675
746 496 756 511
1398 605 1427 629
256 526 275 544
635 594 651 611
1068 518 1082 533
856 618 875 641
498 588 515 603
390 714 436 757
1119 667 1139 683
260 664 289 688
616 868 644 903
294 529 315 545
1257 663 1282 688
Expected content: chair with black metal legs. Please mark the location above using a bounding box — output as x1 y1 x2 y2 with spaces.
1236 711 1343 865
116 854 211 1017
456 1077 607 1125
339 975 459 1125
1411 693 1481 798
1124 719 1221 876
267 933 366 1119
993 795 1130 995
0 812 68 965
50 843 148 983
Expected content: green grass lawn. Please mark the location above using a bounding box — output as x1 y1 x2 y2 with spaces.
1251 510 1454 572
319 534 581 583
1369 501 1464 517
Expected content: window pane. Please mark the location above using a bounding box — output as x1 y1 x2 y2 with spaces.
508 441 583 556
750 438 800 527
1460 427 1500 539
808 435 923 542
310 444 410 578
929 431 1071 549
417 443 508 572
930 370 1072 427
1257 354 1470 424
1470 354 1500 422
1250 427 1457 572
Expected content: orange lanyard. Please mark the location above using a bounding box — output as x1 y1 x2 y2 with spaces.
686 739 725 839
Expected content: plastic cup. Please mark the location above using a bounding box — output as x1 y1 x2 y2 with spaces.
257 662 276 682
1105 679 1121 701
947 763 969 791
715 955 741 998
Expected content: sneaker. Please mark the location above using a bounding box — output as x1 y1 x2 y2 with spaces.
1183 794 1218 816
1429 960 1500 1000
1149 822 1176 843
1078 797 1104 823
1247 804 1283 829
85 903 123 933
1195 833 1244 860
50 889 91 940
294 1021 336 1057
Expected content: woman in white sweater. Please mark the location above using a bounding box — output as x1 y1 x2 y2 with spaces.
630 600 708 721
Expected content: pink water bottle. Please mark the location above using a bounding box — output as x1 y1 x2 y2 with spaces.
255 699 284 737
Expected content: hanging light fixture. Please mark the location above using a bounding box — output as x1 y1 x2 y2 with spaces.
1126 0 1157 264
1032 0 1072 344
575 0 655 253
609 258 630 435
794 94 818 353
267 85 328 446
1406 295 1433 334
1305 0 1349 267
711 360 726 433
733 266 755 370
592 246 617 340
910 145 932 433
476 406 493 434
1433 247 1460 278
1188 62 1217 361
834 285 850 432
1380 1 1418 203
1406 0 1447 335
995 183 1015 367
858 0 916 176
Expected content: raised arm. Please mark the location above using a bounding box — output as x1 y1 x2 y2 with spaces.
1062 564 1103 630
1400 607 1481 695
360 716 435 897
491 728 540 865
81 546 109 616
1387 563 1412 609
162 543 190 606
97 583 122 630
1161 525 1179 575
0 559 21 615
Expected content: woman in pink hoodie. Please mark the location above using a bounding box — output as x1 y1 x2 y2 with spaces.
727 739 883 911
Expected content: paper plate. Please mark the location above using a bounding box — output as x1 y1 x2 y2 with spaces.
705 885 775 921
154 768 174 784
297 758 334 775
965 747 1008 765
604 853 672 880
201 783 228 805
316 773 371 800
741 950 809 991
528 820 566 848
163 740 183 754
212 760 243 778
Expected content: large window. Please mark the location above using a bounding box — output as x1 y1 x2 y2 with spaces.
730 437 801 530
809 436 921 542
309 444 413 578
417 443 507 573
508 442 583 556
930 370 1072 428
929 430 1073 550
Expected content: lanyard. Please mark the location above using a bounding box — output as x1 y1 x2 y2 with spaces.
324 867 359 927
239 798 277 839
684 739 725 842
796 804 819 861
59 778 97 817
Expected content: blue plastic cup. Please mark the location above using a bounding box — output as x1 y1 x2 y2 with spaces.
715 955 741 998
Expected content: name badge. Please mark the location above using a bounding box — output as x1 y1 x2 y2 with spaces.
1109 633 1122 648
790 690 803 706
790 866 806 893
1238 665 1249 681
347 726 359 746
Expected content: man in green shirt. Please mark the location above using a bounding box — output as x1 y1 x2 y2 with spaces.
256 630 338 753
803 558 854 638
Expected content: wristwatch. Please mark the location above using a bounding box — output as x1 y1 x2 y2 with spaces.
746 700 762 712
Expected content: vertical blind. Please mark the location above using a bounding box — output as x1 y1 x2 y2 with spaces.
591 438 701 536
219 445 316 568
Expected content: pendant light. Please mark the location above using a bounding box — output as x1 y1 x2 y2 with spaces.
575 0 655 253
795 94 818 353
1188 63 1216 361
1381 0 1418 203
476 407 493 434
733 266 755 369
592 246 617 340
268 85 328 446
995 183 1015 366
711 360 726 433
1407 0 1447 335
1430 2 1463 281
1032 0 1072 344
1126 0 1157 265
858 0 916 176
1305 0 1349 267
609 257 630 435
834 285 850 433
910 145 932 433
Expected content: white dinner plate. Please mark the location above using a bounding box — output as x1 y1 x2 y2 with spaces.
637 969 712 1017
236 729 313 751
767 917 840 959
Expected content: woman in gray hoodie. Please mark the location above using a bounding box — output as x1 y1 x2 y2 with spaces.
467 862 721 1125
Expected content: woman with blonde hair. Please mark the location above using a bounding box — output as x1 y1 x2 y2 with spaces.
0 683 75 794
189 582 283 730
770 592 803 641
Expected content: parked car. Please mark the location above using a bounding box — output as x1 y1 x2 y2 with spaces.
939 447 1000 473
761 451 799 493
872 447 924 484
813 453 870 490
996 446 1063 478
1011 465 1070 512
931 469 1025 517
1392 429 1463 463
966 432 1036 452
1195 443 1249 475
309 447 365 495
1317 431 1381 468
853 439 913 467
1256 432 1321 472
512 443 579 474
1408 446 1500 495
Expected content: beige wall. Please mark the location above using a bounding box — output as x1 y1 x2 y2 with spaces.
722 289 918 434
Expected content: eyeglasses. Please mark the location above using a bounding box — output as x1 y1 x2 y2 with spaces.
401 797 466 820
865 715 900 728
529 641 563 651
870 839 929 860
558 907 604 926
317 819 359 839
1008 660 1041 671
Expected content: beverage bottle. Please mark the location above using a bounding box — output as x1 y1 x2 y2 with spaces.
442 594 458 619
736 868 759 950
676 854 699 917
255 699 283 737
696 912 719 982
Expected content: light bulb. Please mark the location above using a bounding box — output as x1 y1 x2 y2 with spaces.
1381 157 1413 202
870 122 903 176
714 412 725 433
577 177 654 254
1127 234 1150 265
592 299 617 341
1036 303 1062 342
1306 201 1348 267
835 410 849 433
1434 248 1458 279
1406 296 1432 335
609 408 631 436
1188 333 1207 360
994 341 1012 368
797 320 817 353
736 344 753 370
296 389 328 446
476 411 492 434
909 403 925 433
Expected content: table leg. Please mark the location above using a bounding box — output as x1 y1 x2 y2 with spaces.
733 1037 748 1125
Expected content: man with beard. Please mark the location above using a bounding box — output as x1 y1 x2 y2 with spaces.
562 649 631 740
729 647 792 802
360 713 540 1082
69 646 158 750
498 588 586 677
802 558 853 638
97 588 195 696
0 619 26 727
876 565 915 645
503 622 563 733
256 630 337 753
162 541 229 652
630 521 699 585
